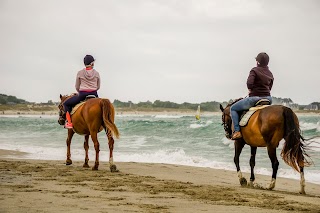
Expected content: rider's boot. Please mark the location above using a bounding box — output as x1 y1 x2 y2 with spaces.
64 112 73 129
232 131 242 140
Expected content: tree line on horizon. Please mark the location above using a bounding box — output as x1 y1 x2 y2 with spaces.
1 93 319 112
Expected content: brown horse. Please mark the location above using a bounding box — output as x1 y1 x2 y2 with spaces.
58 94 120 172
220 99 311 194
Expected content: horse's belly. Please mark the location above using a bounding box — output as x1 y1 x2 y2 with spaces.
73 125 104 135
242 128 267 147
245 139 266 147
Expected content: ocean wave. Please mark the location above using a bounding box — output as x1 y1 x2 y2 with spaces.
189 120 213 129
116 114 148 118
222 137 234 149
0 115 56 119
153 115 185 119
308 139 320 152
300 121 320 132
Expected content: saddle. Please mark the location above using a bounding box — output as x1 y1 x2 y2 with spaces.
239 99 271 127
71 95 97 115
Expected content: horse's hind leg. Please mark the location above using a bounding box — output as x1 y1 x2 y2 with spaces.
267 146 279 190
234 139 247 186
90 132 100 170
83 135 90 168
66 129 75 165
299 166 306 194
249 146 257 186
107 129 118 172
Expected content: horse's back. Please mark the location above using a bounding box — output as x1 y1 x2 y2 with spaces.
242 105 285 147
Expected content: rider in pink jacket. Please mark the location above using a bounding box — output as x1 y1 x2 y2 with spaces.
63 55 101 129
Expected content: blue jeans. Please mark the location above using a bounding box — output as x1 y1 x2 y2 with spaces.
230 96 272 132
63 91 98 113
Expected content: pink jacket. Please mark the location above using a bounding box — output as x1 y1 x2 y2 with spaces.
75 68 100 92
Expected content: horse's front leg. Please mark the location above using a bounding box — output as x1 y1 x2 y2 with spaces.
107 129 118 172
91 132 100 170
66 129 75 165
234 139 246 186
83 135 90 168
249 146 257 187
267 146 279 190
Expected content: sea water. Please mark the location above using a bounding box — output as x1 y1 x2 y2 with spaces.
0 113 319 184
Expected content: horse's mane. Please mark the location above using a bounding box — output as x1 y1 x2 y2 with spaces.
226 98 243 108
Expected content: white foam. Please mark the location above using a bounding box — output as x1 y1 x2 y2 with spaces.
116 114 147 118
222 137 234 149
114 148 235 170
300 121 320 132
309 139 320 152
0 114 57 118
190 120 213 129
153 115 185 119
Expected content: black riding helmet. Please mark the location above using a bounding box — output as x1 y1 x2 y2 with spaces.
255 52 269 66
84 55 95 66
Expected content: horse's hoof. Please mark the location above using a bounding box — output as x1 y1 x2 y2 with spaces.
66 159 72 165
110 164 118 172
240 177 247 186
248 181 255 187
267 178 276 190
299 190 306 195
83 163 90 168
92 166 99 170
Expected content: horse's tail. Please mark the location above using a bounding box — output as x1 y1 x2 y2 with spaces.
100 99 120 139
281 107 311 172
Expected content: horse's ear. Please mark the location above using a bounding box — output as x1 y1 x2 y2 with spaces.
60 94 62 99
219 104 224 112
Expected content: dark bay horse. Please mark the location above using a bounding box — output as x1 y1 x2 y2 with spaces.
220 100 311 194
58 94 120 172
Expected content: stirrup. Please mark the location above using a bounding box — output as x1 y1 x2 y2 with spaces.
64 122 73 129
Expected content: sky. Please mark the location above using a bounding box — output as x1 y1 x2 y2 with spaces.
0 0 319 105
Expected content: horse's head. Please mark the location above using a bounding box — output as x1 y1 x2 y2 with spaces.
57 94 70 125
220 104 232 139
219 98 243 139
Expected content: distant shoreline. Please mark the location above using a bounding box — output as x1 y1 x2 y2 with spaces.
0 111 319 118
1 104 319 116
0 109 219 116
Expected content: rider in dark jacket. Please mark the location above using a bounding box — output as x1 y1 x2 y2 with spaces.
230 52 274 140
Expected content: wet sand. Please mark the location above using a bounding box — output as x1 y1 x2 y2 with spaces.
0 150 320 213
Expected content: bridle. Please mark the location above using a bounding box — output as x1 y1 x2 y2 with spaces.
221 109 232 139
57 101 66 125
58 93 78 125
57 95 73 125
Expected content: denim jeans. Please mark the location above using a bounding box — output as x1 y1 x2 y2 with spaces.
230 96 272 132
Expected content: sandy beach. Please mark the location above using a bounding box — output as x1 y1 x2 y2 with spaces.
1 150 319 213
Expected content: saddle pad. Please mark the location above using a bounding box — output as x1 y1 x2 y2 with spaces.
71 102 85 115
239 105 270 127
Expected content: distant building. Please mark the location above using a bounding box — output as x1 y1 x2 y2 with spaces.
304 104 319 110
281 101 299 110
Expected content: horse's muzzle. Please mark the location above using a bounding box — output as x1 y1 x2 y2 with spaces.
58 118 65 125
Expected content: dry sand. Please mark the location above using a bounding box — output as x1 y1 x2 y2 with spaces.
0 150 320 213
